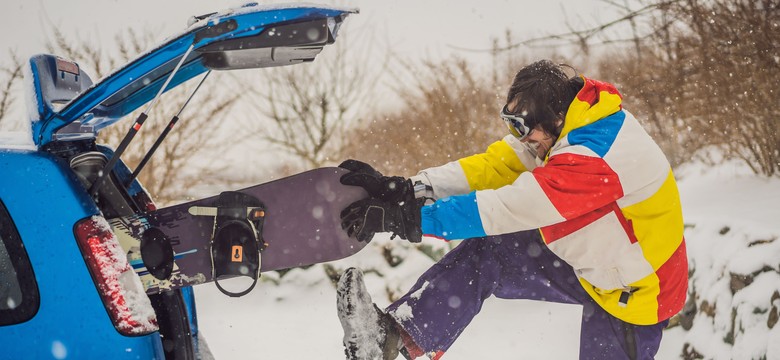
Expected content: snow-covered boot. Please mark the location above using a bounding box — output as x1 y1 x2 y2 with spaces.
337 268 401 360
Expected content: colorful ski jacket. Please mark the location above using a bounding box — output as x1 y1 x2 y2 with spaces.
411 76 688 325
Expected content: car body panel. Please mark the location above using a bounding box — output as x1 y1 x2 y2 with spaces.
0 149 162 359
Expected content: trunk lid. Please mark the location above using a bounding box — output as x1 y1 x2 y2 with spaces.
28 3 356 146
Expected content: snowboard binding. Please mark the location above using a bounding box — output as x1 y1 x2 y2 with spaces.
140 227 175 281
189 191 267 297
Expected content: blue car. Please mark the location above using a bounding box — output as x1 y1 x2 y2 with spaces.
0 4 355 359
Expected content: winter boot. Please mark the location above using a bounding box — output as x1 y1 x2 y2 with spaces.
337 268 402 360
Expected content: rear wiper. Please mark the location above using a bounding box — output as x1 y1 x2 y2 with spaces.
88 45 195 199
126 70 211 187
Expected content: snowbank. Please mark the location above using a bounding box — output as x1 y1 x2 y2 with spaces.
667 159 780 359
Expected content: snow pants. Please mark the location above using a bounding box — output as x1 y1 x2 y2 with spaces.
386 231 667 360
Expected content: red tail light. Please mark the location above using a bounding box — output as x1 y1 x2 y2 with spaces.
74 216 158 335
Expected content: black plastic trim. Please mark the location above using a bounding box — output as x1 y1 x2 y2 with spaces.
0 199 41 326
149 290 195 360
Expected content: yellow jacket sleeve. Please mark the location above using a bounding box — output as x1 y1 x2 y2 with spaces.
457 138 529 191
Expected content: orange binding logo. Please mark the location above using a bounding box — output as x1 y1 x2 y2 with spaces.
231 245 243 262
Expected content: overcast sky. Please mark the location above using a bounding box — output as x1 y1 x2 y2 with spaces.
1 0 632 174
2 0 626 67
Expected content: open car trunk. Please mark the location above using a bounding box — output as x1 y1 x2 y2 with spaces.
26 4 357 359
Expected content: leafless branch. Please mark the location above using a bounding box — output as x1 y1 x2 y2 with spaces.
448 0 682 53
242 30 385 171
0 51 23 122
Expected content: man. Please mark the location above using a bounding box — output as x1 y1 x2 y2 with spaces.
337 59 688 360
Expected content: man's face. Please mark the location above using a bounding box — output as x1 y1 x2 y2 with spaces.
506 101 560 160
523 123 557 160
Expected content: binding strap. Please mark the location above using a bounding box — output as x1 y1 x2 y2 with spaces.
191 191 266 297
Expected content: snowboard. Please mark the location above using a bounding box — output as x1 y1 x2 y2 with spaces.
109 167 368 295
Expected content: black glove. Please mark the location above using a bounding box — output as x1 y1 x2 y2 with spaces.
340 197 423 243
338 159 413 204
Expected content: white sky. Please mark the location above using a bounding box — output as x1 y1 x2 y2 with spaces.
0 0 632 174
2 0 626 67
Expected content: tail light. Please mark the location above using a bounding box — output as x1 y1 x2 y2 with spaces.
74 215 158 335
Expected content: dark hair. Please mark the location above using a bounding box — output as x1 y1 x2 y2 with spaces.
505 60 582 138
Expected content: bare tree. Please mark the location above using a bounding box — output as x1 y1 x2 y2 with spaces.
45 26 241 203
339 57 507 176
591 0 780 175
677 0 779 176
241 32 384 173
0 52 24 130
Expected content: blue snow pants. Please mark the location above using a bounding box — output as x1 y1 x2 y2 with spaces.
386 231 667 360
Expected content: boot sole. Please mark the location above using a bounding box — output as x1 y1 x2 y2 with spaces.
337 268 385 360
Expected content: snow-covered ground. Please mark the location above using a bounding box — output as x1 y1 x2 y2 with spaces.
195 235 586 359
195 157 780 359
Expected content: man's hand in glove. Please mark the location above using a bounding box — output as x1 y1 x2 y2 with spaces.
340 197 423 243
338 159 413 204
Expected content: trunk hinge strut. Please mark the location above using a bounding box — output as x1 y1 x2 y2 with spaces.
89 44 195 198
126 70 212 187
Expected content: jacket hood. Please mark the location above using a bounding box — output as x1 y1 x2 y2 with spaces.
559 76 623 140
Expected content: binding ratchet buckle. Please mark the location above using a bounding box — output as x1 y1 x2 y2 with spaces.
189 191 267 297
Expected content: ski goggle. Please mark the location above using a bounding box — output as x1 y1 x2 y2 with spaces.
500 105 534 140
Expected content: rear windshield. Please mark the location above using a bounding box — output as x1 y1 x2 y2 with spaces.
0 200 39 325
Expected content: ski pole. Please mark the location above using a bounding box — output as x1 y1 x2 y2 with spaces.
89 44 196 199
126 70 211 187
